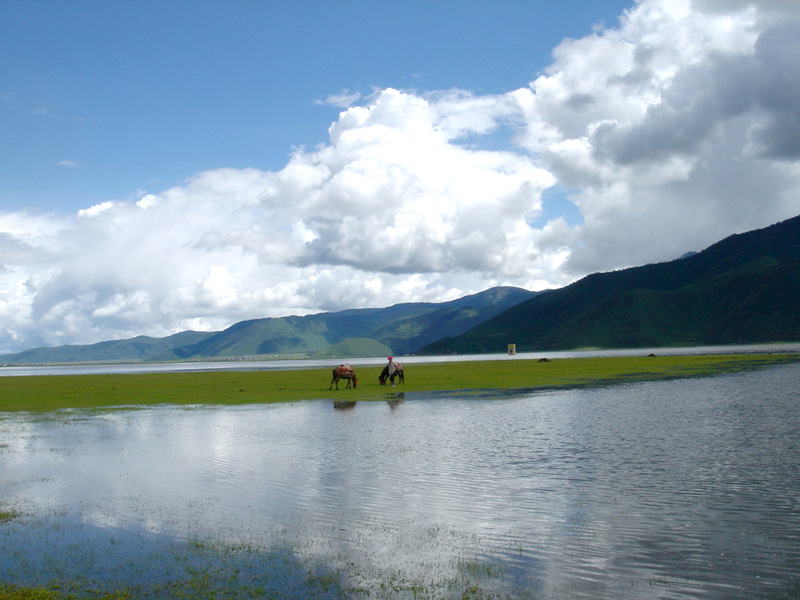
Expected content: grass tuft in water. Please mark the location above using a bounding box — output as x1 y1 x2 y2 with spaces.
0 510 21 523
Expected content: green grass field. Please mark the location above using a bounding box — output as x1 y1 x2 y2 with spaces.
2 352 798 413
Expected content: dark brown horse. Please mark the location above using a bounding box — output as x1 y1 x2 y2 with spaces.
379 362 404 385
330 364 358 390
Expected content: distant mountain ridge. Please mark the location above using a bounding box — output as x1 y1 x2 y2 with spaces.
423 215 800 354
0 331 216 366
0 286 535 365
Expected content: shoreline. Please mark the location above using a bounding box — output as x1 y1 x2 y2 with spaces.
3 342 800 377
1 352 799 413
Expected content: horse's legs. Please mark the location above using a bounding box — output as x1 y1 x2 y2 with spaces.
330 376 339 390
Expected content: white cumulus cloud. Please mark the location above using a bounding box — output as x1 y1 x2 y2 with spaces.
517 0 800 274
0 88 553 352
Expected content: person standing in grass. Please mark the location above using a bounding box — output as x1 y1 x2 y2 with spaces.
386 356 398 387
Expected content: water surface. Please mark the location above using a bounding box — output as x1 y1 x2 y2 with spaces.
2 364 799 598
2 342 799 377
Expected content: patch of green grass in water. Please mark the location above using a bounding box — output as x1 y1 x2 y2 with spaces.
0 584 130 600
0 509 21 523
0 535 529 600
1 353 799 412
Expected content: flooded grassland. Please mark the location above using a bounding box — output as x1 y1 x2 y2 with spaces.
2 356 800 598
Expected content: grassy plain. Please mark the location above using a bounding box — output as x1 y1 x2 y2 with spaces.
2 352 799 413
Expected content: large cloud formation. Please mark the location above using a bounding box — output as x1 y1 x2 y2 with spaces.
2 0 800 353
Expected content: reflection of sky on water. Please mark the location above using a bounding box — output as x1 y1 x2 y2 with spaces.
2 364 800 598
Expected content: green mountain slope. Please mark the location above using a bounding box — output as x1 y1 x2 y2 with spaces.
371 286 539 354
0 286 535 364
158 285 536 361
1 331 215 365
308 338 394 359
423 216 800 353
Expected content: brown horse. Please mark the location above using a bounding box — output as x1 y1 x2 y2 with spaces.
330 364 358 390
379 362 404 385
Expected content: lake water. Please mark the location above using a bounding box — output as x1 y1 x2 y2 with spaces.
1 364 799 598
2 342 800 377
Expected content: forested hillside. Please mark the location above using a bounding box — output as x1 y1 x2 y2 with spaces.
423 216 800 353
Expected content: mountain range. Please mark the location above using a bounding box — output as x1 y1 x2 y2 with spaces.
423 215 800 354
3 215 798 365
0 286 536 365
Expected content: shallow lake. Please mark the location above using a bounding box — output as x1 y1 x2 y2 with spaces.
2 364 799 599
3 342 799 377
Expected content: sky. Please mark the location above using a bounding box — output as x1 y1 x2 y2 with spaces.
2 0 800 354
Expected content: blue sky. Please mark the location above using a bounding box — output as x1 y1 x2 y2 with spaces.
2 0 628 214
2 0 800 353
